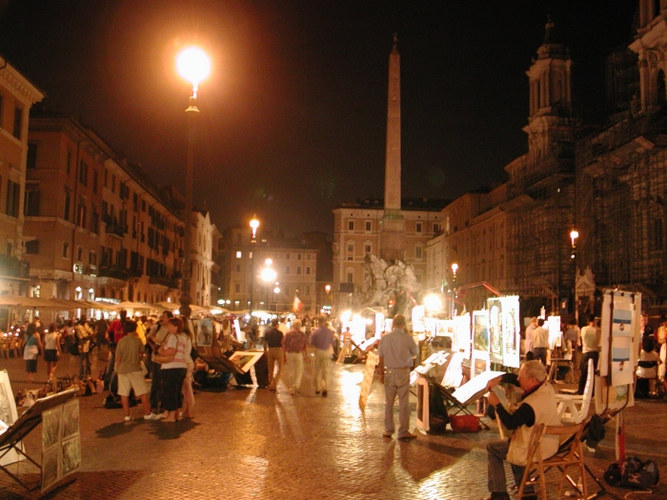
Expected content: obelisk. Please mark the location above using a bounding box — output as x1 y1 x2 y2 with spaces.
380 34 405 262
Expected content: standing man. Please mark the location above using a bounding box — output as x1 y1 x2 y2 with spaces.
283 319 307 394
485 360 560 500
531 318 548 365
263 319 284 392
524 317 537 357
309 316 335 397
378 314 418 441
145 310 173 417
115 320 153 421
578 314 600 395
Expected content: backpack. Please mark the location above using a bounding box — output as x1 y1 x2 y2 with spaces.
606 456 660 490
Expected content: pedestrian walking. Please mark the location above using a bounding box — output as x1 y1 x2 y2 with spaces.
21 322 42 384
43 323 61 378
309 316 335 396
531 318 548 365
263 319 284 391
283 319 307 394
378 314 418 441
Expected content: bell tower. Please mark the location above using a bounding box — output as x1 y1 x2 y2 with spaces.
523 17 573 172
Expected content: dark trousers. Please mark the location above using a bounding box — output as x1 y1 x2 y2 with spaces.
578 351 599 395
161 367 186 411
150 362 163 411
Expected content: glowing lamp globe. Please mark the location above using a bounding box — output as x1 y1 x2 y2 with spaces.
177 47 211 89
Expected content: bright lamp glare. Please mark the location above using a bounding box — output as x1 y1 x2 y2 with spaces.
177 47 211 87
424 294 442 312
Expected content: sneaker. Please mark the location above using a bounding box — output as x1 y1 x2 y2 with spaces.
124 416 132 422
322 390 328 397
398 432 417 441
143 414 155 421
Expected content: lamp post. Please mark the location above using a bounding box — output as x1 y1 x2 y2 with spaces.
249 215 260 314
451 262 459 318
176 46 210 319
569 228 579 325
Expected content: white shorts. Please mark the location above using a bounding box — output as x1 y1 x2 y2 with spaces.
117 370 148 397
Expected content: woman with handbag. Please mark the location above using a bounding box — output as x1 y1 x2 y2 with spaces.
22 323 43 383
156 317 191 422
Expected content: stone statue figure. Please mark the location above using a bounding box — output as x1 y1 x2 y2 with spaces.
360 254 421 318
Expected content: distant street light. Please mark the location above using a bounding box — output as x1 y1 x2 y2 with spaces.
176 45 210 318
249 216 260 313
570 228 580 324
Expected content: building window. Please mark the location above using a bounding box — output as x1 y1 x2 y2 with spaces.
234 283 240 293
13 106 22 139
297 253 302 260
25 184 40 216
365 221 371 231
415 245 423 259
5 180 19 217
89 250 97 265
305 266 311 275
79 160 88 186
348 220 354 231
235 251 242 258
64 188 71 221
25 240 39 254
62 242 69 258
416 222 422 233
433 223 440 233
296 266 301 274
346 271 354 283
27 143 37 169
365 244 371 254
285 266 290 275
286 253 290 260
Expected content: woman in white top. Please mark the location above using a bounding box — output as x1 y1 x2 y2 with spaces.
158 317 191 422
43 323 62 377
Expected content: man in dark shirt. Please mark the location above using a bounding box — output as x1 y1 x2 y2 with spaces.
263 319 284 391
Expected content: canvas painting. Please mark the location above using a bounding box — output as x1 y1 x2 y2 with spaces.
42 406 63 450
197 318 214 347
228 351 264 373
62 399 79 440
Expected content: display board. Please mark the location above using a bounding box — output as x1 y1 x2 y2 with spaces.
453 313 471 359
41 399 80 493
196 318 214 347
0 369 23 466
599 290 640 386
471 310 490 375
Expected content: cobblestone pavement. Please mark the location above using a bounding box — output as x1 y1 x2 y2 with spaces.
1 352 666 499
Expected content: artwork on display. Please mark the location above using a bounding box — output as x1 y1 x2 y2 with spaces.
197 318 214 347
411 305 425 333
487 296 521 368
228 350 264 373
41 398 81 493
441 351 465 388
41 407 62 450
358 351 378 412
451 370 506 406
472 310 489 352
547 316 562 349
0 369 23 466
453 313 471 359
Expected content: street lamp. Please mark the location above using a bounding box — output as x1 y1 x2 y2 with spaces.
249 215 260 314
569 228 579 324
176 46 210 318
450 263 459 318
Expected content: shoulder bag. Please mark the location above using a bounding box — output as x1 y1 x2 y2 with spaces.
153 334 176 364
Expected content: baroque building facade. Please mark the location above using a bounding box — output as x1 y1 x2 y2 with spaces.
0 57 43 300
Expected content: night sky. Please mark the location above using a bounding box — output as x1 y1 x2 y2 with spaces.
0 1 637 237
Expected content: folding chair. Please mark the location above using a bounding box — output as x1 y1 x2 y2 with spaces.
517 421 588 499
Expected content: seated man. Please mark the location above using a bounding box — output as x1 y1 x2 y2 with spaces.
485 360 561 500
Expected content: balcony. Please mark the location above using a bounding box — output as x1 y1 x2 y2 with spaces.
149 273 180 289
98 266 129 280
0 255 29 278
